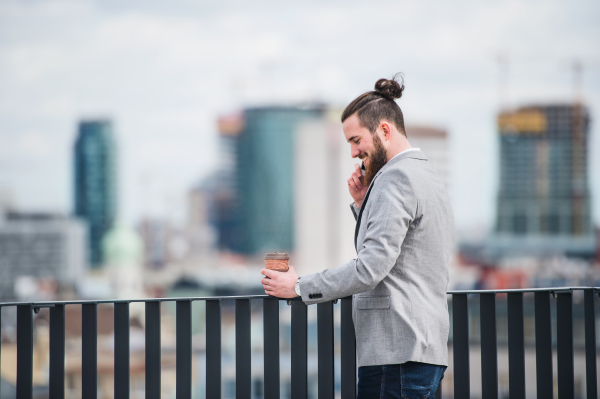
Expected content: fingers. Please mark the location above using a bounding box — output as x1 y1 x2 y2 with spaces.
351 172 362 189
263 283 276 296
262 278 277 288
261 268 276 279
348 165 363 190
262 269 276 295
347 176 359 191
355 164 365 181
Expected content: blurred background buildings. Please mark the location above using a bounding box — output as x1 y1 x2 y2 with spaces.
73 120 117 268
494 104 594 257
0 212 86 302
229 106 324 255
0 0 599 397
404 126 450 190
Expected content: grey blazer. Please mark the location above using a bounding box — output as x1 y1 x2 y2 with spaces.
299 150 454 367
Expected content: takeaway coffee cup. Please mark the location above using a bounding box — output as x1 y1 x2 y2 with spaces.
264 252 289 272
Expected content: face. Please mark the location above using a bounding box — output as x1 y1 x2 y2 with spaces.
343 114 388 184
343 114 375 165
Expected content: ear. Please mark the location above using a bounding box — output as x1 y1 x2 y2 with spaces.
380 121 392 140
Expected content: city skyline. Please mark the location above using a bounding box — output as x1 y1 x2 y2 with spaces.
0 0 598 237
0 2 598 395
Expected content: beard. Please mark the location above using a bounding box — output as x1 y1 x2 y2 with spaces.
363 133 388 186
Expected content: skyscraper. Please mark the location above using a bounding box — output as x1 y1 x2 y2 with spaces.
74 120 117 267
208 107 325 256
494 104 595 257
235 106 325 255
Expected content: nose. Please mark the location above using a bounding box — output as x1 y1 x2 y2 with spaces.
351 145 360 159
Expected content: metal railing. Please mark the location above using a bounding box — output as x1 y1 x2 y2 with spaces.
447 287 598 399
2 295 355 399
1 287 598 399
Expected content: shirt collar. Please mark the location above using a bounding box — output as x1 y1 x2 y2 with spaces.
389 148 421 162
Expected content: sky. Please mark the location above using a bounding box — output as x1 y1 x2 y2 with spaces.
0 0 599 238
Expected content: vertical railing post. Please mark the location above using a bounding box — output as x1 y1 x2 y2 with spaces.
114 302 130 399
480 293 498 399
145 301 161 399
584 289 597 399
176 300 192 399
557 292 574 399
206 300 222 398
453 294 470 399
507 293 525 399
82 303 98 399
49 304 66 399
16 304 33 399
263 298 279 399
0 306 2 392
534 292 553 399
236 299 251 399
317 301 334 399
291 300 308 399
340 296 356 399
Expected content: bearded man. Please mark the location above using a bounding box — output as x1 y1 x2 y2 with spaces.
261 75 454 398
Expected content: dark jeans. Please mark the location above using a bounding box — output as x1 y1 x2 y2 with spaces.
357 362 446 399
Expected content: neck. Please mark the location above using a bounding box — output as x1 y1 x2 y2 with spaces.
386 140 412 161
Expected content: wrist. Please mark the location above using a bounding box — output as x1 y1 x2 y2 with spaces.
294 278 301 297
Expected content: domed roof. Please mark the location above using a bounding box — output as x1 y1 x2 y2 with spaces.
102 221 143 265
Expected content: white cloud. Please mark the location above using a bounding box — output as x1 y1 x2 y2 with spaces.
0 0 598 228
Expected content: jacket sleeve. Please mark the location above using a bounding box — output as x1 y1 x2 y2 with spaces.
300 169 417 304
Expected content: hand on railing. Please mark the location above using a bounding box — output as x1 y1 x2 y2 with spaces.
261 265 299 298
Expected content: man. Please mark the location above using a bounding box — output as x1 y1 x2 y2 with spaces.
261 75 454 398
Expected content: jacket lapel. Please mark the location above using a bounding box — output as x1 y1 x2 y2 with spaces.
354 178 375 252
353 150 428 253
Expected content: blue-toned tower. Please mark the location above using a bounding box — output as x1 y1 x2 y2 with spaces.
74 120 117 268
233 106 324 255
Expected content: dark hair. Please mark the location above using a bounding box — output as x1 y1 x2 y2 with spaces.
341 73 406 136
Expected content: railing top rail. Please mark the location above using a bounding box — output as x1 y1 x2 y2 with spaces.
446 286 599 295
0 287 597 307
0 294 274 307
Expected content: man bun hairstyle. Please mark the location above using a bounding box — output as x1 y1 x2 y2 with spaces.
341 73 407 136
374 77 404 100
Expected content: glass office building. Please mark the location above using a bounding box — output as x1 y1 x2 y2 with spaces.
73 120 117 267
494 104 595 257
232 106 324 255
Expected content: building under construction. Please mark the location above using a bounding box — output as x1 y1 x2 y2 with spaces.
493 103 595 257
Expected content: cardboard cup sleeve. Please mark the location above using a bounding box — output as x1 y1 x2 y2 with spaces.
264 252 289 272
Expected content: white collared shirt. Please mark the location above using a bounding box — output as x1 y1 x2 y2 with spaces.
389 148 420 162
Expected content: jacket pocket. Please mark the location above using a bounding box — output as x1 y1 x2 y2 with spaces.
356 296 390 310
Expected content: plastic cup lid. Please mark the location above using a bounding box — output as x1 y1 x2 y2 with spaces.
264 252 289 260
